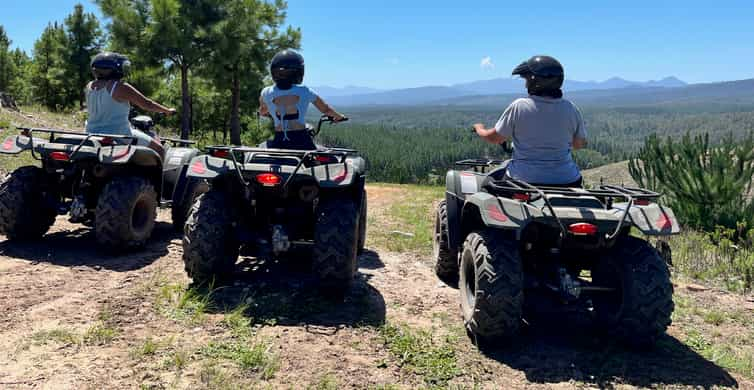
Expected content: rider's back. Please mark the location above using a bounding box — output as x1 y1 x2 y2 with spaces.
496 95 585 185
85 80 131 136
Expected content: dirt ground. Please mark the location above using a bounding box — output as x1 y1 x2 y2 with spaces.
0 185 752 389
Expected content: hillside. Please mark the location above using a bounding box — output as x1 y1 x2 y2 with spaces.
582 160 637 187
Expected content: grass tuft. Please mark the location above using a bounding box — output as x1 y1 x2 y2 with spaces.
200 338 279 379
31 328 80 346
155 283 215 325
379 322 460 386
83 323 118 346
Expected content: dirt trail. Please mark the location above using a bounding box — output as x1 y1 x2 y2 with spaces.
0 186 751 389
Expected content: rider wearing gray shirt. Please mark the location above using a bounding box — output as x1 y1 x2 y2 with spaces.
474 55 587 186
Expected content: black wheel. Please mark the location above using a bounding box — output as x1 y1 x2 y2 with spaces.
171 176 208 232
459 230 523 347
591 236 674 347
182 190 239 284
95 177 157 248
433 200 459 287
357 190 367 254
313 198 359 297
0 166 57 240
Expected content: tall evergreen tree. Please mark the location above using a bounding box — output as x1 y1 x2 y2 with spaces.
0 26 14 92
208 0 300 144
31 22 69 110
64 4 103 109
98 0 225 139
9 48 32 104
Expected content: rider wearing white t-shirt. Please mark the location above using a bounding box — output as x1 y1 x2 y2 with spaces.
473 55 587 187
259 50 345 150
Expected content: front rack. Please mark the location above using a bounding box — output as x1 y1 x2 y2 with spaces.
205 145 358 190
455 158 505 173
16 127 136 161
485 177 662 240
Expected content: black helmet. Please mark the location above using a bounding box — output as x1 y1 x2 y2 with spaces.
270 49 304 89
512 55 564 97
91 52 131 80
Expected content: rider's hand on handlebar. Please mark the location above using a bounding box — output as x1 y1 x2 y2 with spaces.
331 112 348 122
471 123 486 135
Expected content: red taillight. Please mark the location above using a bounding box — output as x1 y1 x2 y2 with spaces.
486 202 508 222
190 160 207 175
512 193 530 202
634 199 651 206
100 137 114 146
212 150 230 158
50 151 70 162
314 155 337 164
256 173 282 186
2 138 13 150
569 223 598 236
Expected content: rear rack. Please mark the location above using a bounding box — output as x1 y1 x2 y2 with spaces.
485 178 661 240
16 127 136 161
205 145 358 190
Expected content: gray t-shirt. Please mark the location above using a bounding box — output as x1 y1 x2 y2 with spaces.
494 95 586 184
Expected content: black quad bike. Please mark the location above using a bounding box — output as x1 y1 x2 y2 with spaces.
0 115 204 248
434 154 679 348
182 115 367 296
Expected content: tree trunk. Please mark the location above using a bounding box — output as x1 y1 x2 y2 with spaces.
179 63 191 140
229 68 241 145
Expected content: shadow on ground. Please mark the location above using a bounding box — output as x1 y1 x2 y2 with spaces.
481 318 738 389
0 220 174 271
202 249 386 329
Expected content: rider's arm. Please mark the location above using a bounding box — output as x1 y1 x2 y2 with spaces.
474 124 508 145
313 96 345 121
258 96 271 117
113 83 175 115
572 103 587 150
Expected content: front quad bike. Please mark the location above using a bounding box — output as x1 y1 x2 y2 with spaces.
436 159 679 348
182 116 367 296
0 117 202 248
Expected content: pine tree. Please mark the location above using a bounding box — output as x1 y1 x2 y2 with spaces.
64 3 103 110
31 22 70 110
98 0 226 139
207 0 300 144
0 26 14 92
629 132 754 232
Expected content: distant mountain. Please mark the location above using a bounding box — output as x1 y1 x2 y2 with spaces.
312 85 383 97
326 86 475 106
430 78 754 108
323 76 688 106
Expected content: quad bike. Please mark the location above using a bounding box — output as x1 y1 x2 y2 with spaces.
0 115 204 248
182 115 367 296
434 142 678 348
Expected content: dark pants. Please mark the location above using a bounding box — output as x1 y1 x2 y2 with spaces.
266 130 316 150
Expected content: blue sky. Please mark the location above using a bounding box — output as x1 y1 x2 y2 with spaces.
2 0 754 89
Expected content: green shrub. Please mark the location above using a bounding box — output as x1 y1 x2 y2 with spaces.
629 132 754 233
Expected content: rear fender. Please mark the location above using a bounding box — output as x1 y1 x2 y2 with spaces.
616 203 681 236
0 135 46 154
98 145 161 167
185 155 234 179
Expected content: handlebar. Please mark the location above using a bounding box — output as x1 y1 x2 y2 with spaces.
469 125 513 154
313 114 349 136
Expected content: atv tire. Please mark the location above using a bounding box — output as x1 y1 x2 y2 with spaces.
460 230 523 347
183 190 239 284
592 236 674 347
357 190 367 254
434 200 459 287
95 177 158 248
313 198 359 297
0 166 57 240
171 176 208 232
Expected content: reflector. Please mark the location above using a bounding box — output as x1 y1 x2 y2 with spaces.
256 173 282 186
569 223 598 236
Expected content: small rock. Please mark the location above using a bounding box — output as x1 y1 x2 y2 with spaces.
686 283 709 292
